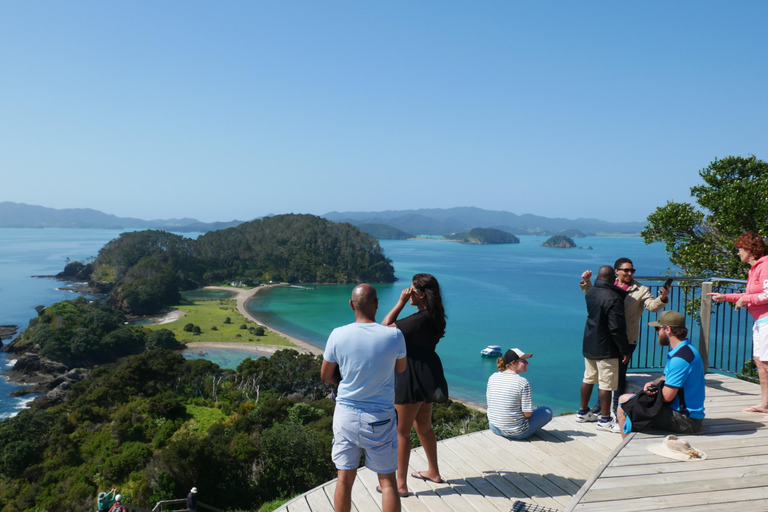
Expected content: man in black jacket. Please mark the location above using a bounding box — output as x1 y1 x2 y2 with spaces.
577 266 631 432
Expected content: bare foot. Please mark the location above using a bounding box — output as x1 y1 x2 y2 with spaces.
742 405 768 413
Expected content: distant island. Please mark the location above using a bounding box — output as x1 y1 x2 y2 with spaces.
324 206 644 236
356 223 413 240
446 227 520 245
542 235 577 248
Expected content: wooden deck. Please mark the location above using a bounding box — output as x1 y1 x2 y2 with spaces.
568 372 768 511
277 373 768 512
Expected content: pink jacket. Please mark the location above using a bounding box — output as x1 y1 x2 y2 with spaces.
724 255 768 321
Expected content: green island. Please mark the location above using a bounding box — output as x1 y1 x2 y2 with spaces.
445 227 520 245
59 214 395 316
541 234 577 248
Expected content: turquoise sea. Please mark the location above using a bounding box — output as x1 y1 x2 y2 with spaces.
246 237 675 413
0 229 674 418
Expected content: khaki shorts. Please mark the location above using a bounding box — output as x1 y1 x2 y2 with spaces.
583 358 619 391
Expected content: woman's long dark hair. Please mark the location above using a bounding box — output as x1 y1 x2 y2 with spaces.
412 273 446 338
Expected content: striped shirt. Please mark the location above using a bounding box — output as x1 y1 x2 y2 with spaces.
486 371 533 436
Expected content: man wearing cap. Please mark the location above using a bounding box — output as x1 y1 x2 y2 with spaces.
580 258 669 410
321 284 407 512
187 487 198 512
486 348 553 440
616 310 706 438
577 265 632 432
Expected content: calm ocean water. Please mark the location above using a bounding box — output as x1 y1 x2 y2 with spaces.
0 229 674 418
247 237 675 413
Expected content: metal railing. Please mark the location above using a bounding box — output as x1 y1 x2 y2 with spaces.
630 276 753 377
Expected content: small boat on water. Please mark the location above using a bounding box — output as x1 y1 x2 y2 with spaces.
480 345 502 358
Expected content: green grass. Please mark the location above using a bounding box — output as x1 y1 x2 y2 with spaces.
145 299 296 348
185 404 226 431
256 497 294 512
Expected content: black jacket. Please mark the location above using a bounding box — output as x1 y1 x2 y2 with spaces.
583 279 631 359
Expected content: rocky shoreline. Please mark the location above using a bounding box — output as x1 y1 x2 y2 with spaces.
3 353 89 408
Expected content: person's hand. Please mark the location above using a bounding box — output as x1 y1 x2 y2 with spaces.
622 355 630 365
643 382 659 395
658 285 670 302
581 270 592 283
735 296 746 309
399 287 413 303
707 292 725 302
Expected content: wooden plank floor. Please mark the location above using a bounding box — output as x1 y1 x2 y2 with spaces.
276 413 623 512
277 373 768 512
567 373 768 511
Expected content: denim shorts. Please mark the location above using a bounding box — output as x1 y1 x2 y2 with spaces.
332 405 398 474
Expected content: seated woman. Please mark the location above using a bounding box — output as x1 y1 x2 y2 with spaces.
486 348 553 440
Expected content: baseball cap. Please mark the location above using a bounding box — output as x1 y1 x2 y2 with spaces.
648 310 686 328
503 348 532 365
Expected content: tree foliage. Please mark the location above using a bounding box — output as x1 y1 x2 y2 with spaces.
641 155 768 278
86 214 395 315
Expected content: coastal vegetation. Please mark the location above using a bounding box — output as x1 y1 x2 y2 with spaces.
541 235 576 248
7 297 182 367
642 155 768 279
446 227 520 245
0 346 487 512
64 214 395 316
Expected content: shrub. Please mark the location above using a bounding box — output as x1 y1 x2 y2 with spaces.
183 323 195 332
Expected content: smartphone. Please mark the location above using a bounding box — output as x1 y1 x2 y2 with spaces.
663 278 674 290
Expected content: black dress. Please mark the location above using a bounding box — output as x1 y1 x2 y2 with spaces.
394 310 449 404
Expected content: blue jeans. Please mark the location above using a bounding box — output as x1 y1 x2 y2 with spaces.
489 407 553 440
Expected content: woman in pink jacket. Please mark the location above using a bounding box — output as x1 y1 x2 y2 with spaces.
710 232 768 417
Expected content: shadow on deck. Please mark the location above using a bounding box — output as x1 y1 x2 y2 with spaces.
276 373 767 512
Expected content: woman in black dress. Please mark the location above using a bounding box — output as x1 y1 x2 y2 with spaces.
383 273 448 495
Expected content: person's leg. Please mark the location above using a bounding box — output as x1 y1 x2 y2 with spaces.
395 403 419 495
598 389 613 418
616 394 635 439
413 402 442 482
758 358 768 409
377 472 401 512
520 407 553 438
580 382 594 411
334 469 358 512
597 358 619 420
614 344 636 412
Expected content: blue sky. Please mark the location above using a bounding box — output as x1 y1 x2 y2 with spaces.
1 2 766 223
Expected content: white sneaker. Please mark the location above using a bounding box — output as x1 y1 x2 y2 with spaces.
596 419 621 433
575 411 598 423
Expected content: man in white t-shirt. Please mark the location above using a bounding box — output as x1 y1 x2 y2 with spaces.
321 283 407 512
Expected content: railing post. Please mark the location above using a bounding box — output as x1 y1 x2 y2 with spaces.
699 282 712 374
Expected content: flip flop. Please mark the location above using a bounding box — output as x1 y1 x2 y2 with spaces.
411 471 444 484
376 485 409 498
742 406 768 413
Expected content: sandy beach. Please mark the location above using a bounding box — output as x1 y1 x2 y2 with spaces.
175 285 486 412
202 285 324 356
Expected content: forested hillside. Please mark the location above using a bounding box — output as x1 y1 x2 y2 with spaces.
0 347 486 512
77 214 394 315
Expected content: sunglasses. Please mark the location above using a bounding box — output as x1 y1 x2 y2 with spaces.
617 268 636 273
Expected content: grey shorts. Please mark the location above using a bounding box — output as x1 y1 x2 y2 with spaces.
332 405 398 474
650 405 703 434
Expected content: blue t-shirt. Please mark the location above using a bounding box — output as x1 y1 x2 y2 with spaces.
324 322 407 412
663 339 705 419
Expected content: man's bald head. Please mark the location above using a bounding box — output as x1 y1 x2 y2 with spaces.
350 283 378 322
596 265 616 282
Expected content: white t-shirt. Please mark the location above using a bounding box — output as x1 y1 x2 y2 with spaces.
324 322 407 412
486 371 533 436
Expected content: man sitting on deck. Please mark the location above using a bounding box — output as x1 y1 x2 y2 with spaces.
617 310 705 439
321 284 407 512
